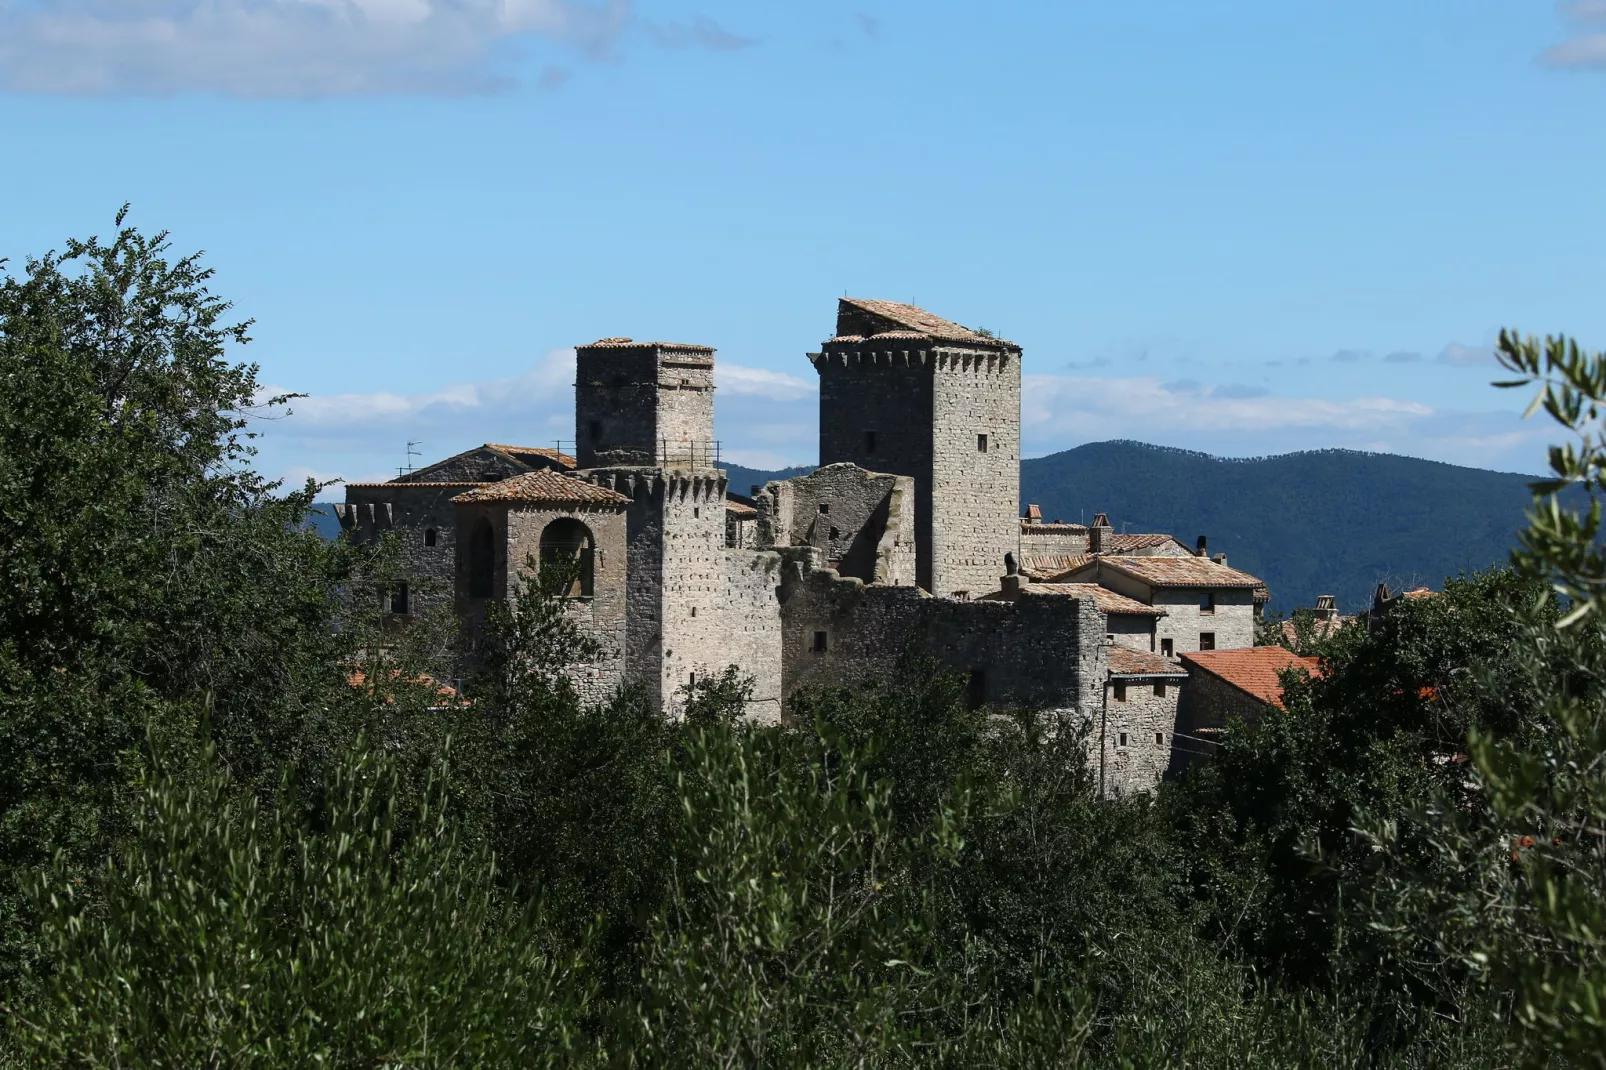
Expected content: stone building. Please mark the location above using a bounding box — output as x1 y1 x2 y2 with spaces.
339 296 1276 793
1175 646 1321 766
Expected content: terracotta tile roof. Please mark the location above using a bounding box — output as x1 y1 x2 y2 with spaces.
726 499 758 519
485 444 577 469
1081 555 1266 590
577 338 714 353
345 482 484 489
1027 583 1167 616
1180 647 1321 710
452 471 632 506
1108 647 1188 677
1020 553 1091 580
1105 533 1189 553
834 297 1020 349
348 668 466 705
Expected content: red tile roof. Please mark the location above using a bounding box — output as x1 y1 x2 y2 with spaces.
345 482 484 488
1027 583 1167 616
1076 555 1266 590
1180 647 1321 709
834 297 1020 349
726 499 758 519
452 471 632 506
1104 533 1190 553
577 338 714 353
1108 647 1188 677
1020 553 1091 579
485 444 577 468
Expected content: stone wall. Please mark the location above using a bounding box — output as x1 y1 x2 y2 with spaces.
813 350 937 589
1107 613 1159 652
723 549 785 723
574 342 716 468
340 484 472 617
400 446 532 484
1099 675 1181 796
779 570 1104 717
756 464 916 586
1150 590 1257 654
1173 667 1268 773
1020 524 1089 557
930 348 1021 599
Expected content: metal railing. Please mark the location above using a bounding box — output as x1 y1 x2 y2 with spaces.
657 439 722 468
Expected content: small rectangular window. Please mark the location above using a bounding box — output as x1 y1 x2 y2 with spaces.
693 507 700 519
812 631 828 653
1114 681 1127 702
389 582 409 615
1118 732 1128 747
1200 632 1216 650
965 668 986 710
1154 681 1167 697
1200 591 1215 614
977 433 989 453
1161 638 1174 657
818 502 830 515
1156 732 1165 746
865 430 877 454
829 526 840 540
424 528 437 547
690 606 696 618
689 671 697 687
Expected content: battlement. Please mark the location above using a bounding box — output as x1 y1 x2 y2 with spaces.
808 346 1014 374
333 501 395 538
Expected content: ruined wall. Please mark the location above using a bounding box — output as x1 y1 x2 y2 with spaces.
1099 677 1181 796
780 570 1103 717
930 348 1021 599
757 464 915 586
575 342 717 468
723 549 785 723
342 484 473 617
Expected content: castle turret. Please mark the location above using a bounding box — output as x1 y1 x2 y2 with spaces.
575 338 717 469
809 298 1022 598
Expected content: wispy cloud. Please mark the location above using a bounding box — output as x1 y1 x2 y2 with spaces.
1384 350 1424 364
0 1 737 96
1438 341 1499 367
1330 349 1371 363
716 363 816 401
647 16 756 51
1543 1 1606 70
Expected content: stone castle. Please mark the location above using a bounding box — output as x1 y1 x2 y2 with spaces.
339 298 1277 794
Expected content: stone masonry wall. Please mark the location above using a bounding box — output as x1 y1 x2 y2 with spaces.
657 472 729 717
1100 675 1182 796
1107 614 1159 652
341 484 469 618
723 549 785 723
1020 526 1089 557
504 504 629 706
814 350 937 590
574 344 716 468
1150 590 1256 654
780 570 1104 718
930 348 1021 599
757 464 916 586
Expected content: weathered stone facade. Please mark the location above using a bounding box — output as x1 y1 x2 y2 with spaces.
339 296 1275 794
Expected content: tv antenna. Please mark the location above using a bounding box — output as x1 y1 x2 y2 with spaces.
398 440 423 477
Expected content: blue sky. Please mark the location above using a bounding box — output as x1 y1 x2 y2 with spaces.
3 1 1604 487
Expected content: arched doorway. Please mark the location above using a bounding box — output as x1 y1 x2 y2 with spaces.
540 517 595 597
467 517 496 598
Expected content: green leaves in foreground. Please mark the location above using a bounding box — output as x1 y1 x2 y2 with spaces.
18 739 593 1068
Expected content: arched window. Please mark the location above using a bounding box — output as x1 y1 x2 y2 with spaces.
540 517 595 597
467 518 496 598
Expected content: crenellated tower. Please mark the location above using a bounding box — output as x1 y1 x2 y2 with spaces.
574 338 728 715
809 298 1021 599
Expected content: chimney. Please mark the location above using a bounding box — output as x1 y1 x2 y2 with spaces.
1315 594 1337 621
1090 512 1112 553
1212 552 1227 567
1196 535 1207 557
1005 551 1019 576
1025 504 1042 522
1002 573 1025 597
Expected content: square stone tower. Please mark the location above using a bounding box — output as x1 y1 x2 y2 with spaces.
575 338 717 468
574 338 728 716
809 298 1021 599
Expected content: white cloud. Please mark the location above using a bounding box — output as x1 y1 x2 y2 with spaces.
1543 1 1606 70
715 363 816 402
0 0 632 95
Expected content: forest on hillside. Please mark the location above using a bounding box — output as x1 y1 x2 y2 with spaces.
5 220 1606 1066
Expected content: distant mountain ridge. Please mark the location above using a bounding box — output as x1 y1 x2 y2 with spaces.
314 443 1551 614
731 442 1550 613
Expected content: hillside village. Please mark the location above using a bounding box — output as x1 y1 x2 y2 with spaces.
339 297 1357 794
